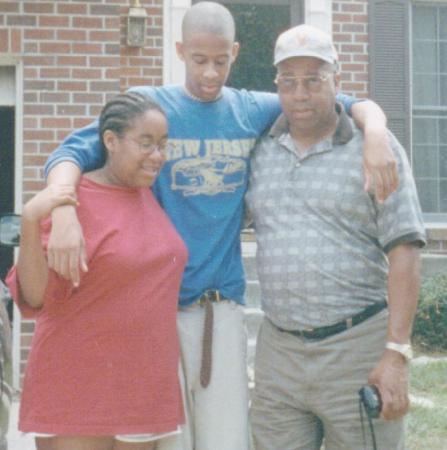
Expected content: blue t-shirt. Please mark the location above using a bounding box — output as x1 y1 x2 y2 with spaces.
45 85 356 306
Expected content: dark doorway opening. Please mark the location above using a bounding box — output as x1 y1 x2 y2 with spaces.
0 106 15 282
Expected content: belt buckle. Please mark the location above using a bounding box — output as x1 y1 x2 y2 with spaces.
198 290 222 306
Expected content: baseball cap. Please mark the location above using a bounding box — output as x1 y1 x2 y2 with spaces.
274 24 338 66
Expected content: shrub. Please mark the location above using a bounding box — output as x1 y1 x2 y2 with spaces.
412 273 447 352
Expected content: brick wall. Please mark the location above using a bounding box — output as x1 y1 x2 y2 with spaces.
332 0 369 98
0 0 162 385
0 0 162 202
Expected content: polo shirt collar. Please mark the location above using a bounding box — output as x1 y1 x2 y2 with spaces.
269 102 354 149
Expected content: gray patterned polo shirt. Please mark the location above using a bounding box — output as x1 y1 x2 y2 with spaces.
246 106 426 330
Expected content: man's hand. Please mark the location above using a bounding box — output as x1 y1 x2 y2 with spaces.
368 349 410 420
47 205 88 287
363 127 399 203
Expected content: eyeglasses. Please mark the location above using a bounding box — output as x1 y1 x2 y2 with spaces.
274 73 332 93
125 138 171 156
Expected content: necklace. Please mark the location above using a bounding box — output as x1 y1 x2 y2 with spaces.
182 86 223 103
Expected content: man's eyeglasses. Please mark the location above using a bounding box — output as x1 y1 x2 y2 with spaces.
274 73 332 93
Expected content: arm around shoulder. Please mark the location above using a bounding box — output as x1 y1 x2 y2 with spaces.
350 99 399 203
44 119 104 179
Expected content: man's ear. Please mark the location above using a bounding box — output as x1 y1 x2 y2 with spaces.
231 42 240 63
334 72 341 93
176 41 185 61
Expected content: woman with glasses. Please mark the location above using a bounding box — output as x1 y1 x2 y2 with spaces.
6 92 187 450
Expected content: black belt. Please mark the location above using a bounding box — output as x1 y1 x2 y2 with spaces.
197 290 228 389
272 301 387 341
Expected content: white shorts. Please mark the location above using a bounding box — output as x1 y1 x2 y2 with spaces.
30 427 181 443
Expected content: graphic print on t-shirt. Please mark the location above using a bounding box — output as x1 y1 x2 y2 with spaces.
166 138 254 196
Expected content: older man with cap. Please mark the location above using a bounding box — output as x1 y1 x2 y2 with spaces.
246 24 426 450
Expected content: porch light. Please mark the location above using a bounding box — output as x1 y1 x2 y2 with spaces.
127 0 148 47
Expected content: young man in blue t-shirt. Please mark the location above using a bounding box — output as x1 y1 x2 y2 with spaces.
43 3 397 450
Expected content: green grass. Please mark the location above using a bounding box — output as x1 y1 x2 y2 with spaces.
407 358 447 450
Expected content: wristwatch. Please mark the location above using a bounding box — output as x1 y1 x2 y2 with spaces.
385 341 413 362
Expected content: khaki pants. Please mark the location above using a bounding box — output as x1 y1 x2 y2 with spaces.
251 310 405 450
158 301 249 450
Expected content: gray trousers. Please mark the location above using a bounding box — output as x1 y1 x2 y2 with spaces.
250 310 405 450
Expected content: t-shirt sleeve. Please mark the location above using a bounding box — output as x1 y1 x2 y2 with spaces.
127 85 156 98
5 220 73 319
44 119 104 178
5 266 40 319
245 91 282 135
375 132 427 252
336 92 362 116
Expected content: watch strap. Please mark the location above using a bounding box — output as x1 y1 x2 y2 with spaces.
385 341 413 361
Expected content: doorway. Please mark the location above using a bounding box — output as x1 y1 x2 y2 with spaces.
0 106 15 282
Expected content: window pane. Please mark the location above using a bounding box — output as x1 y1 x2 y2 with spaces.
440 146 447 178
413 41 437 73
440 181 447 212
413 6 437 39
441 9 447 39
441 42 447 73
413 74 438 105
441 75 447 106
411 4 447 214
414 145 438 177
416 179 438 212
413 117 437 144
439 119 447 143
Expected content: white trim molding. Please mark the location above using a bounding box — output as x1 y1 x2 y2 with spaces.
305 0 332 34
0 56 23 390
163 0 191 85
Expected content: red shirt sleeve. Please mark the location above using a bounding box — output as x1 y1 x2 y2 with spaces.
5 217 73 319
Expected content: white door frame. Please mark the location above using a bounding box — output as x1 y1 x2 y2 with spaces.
0 56 24 390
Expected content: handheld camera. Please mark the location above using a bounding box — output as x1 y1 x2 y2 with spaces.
359 385 382 419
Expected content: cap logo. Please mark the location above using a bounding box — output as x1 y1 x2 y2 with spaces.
296 32 309 47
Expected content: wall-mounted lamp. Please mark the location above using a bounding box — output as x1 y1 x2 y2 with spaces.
127 0 148 47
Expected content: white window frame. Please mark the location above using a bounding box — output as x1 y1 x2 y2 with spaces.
411 1 447 224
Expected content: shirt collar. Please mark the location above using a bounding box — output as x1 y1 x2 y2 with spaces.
268 102 354 147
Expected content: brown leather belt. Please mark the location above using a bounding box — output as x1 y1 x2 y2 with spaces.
271 301 387 341
197 290 228 388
